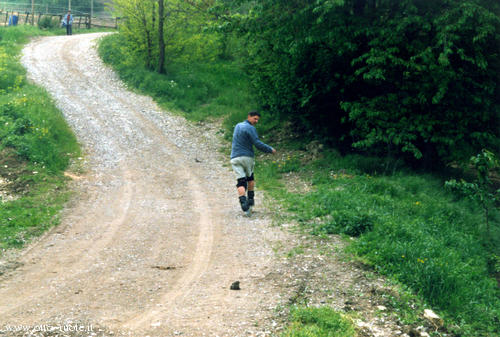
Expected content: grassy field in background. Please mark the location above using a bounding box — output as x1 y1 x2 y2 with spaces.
0 26 80 251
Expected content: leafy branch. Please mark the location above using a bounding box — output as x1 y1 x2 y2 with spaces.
445 149 500 241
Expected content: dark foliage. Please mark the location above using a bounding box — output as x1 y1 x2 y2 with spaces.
217 0 500 165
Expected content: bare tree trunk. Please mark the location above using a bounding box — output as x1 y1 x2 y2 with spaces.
140 6 153 69
31 0 34 25
157 0 166 74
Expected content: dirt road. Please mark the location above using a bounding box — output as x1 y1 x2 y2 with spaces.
0 33 416 337
0 33 288 336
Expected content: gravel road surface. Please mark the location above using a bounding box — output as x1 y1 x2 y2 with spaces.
0 33 287 337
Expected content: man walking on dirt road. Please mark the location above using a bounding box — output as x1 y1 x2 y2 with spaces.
231 111 276 212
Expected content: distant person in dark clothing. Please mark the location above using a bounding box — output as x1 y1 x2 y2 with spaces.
61 10 74 35
230 111 276 212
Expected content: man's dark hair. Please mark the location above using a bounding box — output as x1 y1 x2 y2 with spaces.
248 111 261 117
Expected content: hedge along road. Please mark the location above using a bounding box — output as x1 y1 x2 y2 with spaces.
0 33 289 336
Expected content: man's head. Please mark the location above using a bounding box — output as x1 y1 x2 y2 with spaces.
247 111 261 125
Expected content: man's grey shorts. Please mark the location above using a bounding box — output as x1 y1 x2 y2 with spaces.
230 156 255 179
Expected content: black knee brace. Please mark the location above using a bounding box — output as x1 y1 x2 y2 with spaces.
246 173 255 182
236 177 248 190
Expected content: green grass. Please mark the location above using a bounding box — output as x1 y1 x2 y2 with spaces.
255 149 500 336
0 152 73 249
98 30 500 336
282 307 356 337
0 25 80 251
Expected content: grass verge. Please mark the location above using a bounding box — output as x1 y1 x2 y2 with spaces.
0 26 80 252
255 147 500 336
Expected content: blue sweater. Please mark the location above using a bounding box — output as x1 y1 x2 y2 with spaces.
231 120 273 159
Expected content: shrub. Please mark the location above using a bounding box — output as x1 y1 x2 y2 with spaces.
220 0 500 165
38 16 59 30
446 149 500 243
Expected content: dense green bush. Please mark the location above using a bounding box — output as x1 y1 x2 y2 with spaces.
217 0 500 165
38 16 60 30
343 0 500 165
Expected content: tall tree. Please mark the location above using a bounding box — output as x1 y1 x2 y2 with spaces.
158 0 166 73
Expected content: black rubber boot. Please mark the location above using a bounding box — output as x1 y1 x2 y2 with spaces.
239 196 249 212
247 191 255 207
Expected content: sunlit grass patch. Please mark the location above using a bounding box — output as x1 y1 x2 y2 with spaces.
282 307 356 337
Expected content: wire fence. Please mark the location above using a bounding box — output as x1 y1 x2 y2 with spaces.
2 2 83 15
0 1 117 28
0 1 108 15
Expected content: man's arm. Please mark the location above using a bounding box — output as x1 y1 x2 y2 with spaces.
248 127 274 153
